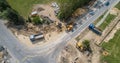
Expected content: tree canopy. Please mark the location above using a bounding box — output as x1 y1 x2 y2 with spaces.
58 0 91 20
0 0 24 25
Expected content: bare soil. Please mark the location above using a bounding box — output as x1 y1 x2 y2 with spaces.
109 8 120 15
8 23 66 47
58 7 120 63
72 8 87 18
58 39 88 63
7 3 67 47
33 4 61 23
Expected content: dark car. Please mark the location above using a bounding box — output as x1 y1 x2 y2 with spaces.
0 45 5 52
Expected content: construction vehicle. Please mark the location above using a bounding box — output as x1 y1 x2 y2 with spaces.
30 33 44 42
89 23 102 35
66 21 77 32
66 24 73 32
66 21 74 32
76 42 83 51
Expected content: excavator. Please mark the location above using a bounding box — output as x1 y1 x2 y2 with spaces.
66 21 74 32
76 42 84 51
66 25 73 31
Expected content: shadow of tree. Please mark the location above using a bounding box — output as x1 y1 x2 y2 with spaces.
0 0 25 25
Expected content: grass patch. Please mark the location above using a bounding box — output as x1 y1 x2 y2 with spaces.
6 0 54 19
94 14 104 24
115 2 120 10
101 29 120 63
99 14 116 30
93 10 108 25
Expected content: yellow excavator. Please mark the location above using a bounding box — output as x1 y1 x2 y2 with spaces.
66 21 74 32
76 42 83 51
66 25 73 31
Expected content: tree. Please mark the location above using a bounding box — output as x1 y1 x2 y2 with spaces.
58 0 91 20
0 10 8 19
0 0 24 25
0 0 10 12
82 40 92 53
83 40 90 48
6 8 24 25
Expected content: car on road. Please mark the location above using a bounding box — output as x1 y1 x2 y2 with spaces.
105 1 110 6
0 45 5 52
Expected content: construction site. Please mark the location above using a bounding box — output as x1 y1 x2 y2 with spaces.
57 5 120 63
6 1 89 47
1 0 120 63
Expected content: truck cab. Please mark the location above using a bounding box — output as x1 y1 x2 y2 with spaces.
89 24 102 35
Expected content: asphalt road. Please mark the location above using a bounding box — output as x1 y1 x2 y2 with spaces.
0 0 119 63
0 21 27 62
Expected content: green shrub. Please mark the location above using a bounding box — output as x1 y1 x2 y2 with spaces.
32 16 43 24
0 0 25 25
115 2 120 10
0 0 10 12
83 40 90 48
5 8 24 25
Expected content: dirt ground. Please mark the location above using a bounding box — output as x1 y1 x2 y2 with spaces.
80 31 100 42
7 3 66 47
79 30 101 63
58 39 88 63
33 4 61 23
58 36 101 63
7 2 88 48
109 8 120 15
72 8 87 18
58 7 120 63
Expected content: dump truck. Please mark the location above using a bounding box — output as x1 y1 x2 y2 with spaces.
89 23 102 35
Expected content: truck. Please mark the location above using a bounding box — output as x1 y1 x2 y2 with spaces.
30 33 44 42
89 23 102 35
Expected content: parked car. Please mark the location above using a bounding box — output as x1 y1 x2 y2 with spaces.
0 45 5 52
